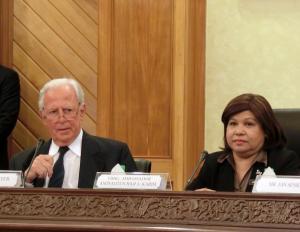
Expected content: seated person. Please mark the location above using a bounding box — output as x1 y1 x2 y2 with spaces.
10 78 137 188
186 93 300 192
0 65 20 170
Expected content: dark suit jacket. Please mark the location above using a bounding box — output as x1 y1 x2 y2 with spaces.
10 131 137 188
0 65 20 170
186 148 300 192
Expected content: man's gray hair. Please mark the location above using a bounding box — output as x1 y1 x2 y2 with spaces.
38 78 85 111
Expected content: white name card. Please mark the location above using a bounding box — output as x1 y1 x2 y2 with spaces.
95 174 162 190
0 172 20 187
253 176 300 194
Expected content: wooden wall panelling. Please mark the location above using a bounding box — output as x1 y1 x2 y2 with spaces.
49 0 98 48
98 0 173 178
98 0 112 137
12 118 37 152
98 0 205 190
111 0 172 157
14 0 97 97
74 0 98 23
13 18 97 121
172 0 205 190
0 0 13 66
24 0 97 72
182 0 206 188
172 0 186 190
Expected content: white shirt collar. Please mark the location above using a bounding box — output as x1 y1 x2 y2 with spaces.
48 129 83 157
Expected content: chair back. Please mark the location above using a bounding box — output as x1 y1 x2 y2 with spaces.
273 108 300 157
134 158 152 173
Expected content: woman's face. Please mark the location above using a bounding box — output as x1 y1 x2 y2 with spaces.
226 110 265 158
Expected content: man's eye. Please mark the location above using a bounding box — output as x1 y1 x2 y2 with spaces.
49 110 58 115
64 108 73 113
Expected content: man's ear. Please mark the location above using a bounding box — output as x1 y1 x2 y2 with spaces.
79 103 86 117
39 111 47 125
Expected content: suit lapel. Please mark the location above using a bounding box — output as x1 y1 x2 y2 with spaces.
33 140 51 187
78 132 105 188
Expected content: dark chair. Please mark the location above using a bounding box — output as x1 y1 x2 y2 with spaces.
134 158 152 173
273 108 300 157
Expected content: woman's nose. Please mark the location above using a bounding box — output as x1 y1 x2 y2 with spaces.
234 125 245 134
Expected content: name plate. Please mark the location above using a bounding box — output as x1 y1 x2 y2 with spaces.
253 176 300 193
0 171 23 188
94 173 171 190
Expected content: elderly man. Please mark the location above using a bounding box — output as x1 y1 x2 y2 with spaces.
10 78 137 188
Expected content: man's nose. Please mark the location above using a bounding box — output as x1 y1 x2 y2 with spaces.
57 109 66 119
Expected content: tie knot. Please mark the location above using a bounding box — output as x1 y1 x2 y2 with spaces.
58 146 69 156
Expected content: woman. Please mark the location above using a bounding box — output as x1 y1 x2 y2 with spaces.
186 93 300 192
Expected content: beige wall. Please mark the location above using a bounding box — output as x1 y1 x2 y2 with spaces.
205 0 300 152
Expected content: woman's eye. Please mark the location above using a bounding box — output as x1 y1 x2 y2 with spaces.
228 121 237 126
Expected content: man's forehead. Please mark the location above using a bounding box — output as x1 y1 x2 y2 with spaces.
44 88 77 106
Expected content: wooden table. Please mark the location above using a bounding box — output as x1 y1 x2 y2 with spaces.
0 188 299 231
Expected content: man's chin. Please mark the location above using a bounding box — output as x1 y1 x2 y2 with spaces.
55 135 73 144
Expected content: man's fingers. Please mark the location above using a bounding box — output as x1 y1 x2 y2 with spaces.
26 155 53 181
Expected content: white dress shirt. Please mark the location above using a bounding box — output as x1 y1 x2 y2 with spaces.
44 130 83 188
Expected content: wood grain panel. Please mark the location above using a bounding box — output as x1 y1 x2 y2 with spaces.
19 99 49 139
0 0 13 66
13 17 97 120
171 0 206 189
14 43 49 100
111 0 172 158
13 120 37 150
74 0 98 23
24 0 97 72
172 0 186 189
14 0 97 97
98 0 112 137
14 19 70 79
183 0 206 182
49 0 98 48
98 0 206 190
10 139 22 156
17 72 40 114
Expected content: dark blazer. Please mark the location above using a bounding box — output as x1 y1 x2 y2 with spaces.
10 131 138 188
186 148 300 192
0 65 20 170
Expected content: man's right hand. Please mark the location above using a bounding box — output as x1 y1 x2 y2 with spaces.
25 155 54 183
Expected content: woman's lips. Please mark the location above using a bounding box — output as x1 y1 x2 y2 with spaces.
233 139 247 144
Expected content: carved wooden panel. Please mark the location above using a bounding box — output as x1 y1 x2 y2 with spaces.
0 189 299 231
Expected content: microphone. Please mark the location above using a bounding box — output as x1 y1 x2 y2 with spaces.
23 139 45 187
185 150 208 190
